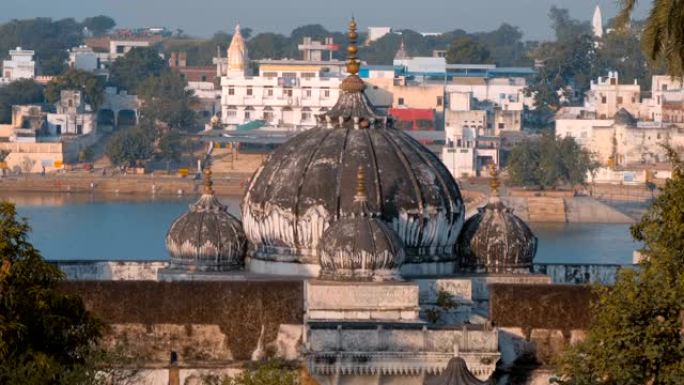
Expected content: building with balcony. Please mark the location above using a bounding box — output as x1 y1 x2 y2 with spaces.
46 90 96 137
219 24 348 130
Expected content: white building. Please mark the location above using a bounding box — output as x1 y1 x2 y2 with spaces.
219 24 348 130
47 91 96 136
446 77 531 112
109 39 151 59
584 71 641 119
68 46 102 72
2 47 36 82
366 27 392 44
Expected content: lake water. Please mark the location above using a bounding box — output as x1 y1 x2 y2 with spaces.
2 192 640 265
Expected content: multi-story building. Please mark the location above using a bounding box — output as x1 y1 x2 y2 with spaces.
556 73 684 169
68 46 102 72
47 90 96 137
219 24 347 129
1 47 36 82
584 71 641 119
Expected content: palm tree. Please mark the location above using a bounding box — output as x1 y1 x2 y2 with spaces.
617 0 684 77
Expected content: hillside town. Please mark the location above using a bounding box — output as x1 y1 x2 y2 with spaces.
1 3 684 385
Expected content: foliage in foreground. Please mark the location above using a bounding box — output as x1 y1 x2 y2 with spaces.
554 149 684 385
506 133 595 188
0 201 104 385
204 360 300 385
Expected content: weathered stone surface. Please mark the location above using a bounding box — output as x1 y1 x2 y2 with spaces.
306 281 419 314
273 324 303 361
489 284 595 331
415 278 473 304
59 280 304 362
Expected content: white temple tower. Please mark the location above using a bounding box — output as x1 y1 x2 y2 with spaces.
226 24 248 77
592 5 604 38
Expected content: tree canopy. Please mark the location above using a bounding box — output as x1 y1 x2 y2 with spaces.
45 69 105 109
108 47 168 92
555 150 684 384
0 79 44 124
507 133 595 188
137 71 198 131
0 201 103 385
617 0 684 78
81 15 115 36
104 127 153 166
446 36 492 64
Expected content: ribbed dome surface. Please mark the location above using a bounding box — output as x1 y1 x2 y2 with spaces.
319 214 404 280
167 194 246 271
457 198 536 274
242 127 465 265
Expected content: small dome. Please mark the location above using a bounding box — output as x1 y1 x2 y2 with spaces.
166 169 246 271
318 168 404 280
457 198 537 274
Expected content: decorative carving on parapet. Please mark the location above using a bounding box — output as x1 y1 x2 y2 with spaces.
424 357 493 385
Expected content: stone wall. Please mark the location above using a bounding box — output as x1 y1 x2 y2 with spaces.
490 284 595 371
533 263 633 285
59 281 304 364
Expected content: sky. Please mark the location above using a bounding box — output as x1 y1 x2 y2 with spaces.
0 0 650 41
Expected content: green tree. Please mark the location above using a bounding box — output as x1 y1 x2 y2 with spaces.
109 47 167 92
205 360 299 385
105 127 153 166
474 23 531 66
81 15 115 36
507 133 595 188
0 79 44 124
0 201 103 385
555 150 684 384
45 69 105 109
158 130 184 162
617 0 684 78
0 17 85 75
137 71 197 131
446 36 491 64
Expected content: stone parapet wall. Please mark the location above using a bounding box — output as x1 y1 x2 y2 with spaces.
59 280 304 363
533 263 633 285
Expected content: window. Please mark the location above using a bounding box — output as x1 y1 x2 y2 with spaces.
617 96 623 104
662 84 668 91
226 110 237 118
284 89 293 97
244 112 251 120
398 97 405 106
322 88 330 98
228 87 235 96
263 72 277 78
632 96 636 103
246 87 253 96
498 123 505 129
265 87 274 97
116 46 125 54
601 96 607 104
303 88 312 98
76 124 83 135
300 72 316 78
264 112 274 121
68 100 73 108
56 125 62 134
201 75 207 82
302 112 311 121
436 96 443 107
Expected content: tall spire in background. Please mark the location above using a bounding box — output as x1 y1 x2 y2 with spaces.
227 23 248 75
395 38 409 60
592 5 604 38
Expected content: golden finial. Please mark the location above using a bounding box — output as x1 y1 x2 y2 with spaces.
346 16 360 76
203 164 214 195
489 163 500 196
354 166 367 202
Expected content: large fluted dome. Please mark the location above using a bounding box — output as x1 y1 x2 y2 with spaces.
242 19 464 277
457 198 537 274
167 171 247 271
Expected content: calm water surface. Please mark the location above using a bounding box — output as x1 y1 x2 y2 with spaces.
2 192 638 265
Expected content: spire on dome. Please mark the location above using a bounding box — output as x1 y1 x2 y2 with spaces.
489 163 500 197
318 17 387 129
203 164 214 195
